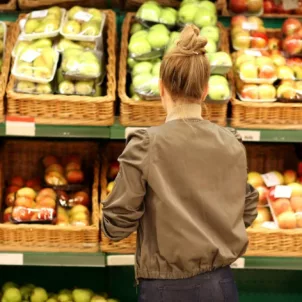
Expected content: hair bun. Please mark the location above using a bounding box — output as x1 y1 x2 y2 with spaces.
175 24 207 56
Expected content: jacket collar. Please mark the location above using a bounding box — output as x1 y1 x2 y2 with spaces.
165 104 203 122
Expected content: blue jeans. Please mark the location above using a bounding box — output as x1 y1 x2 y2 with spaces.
138 266 239 302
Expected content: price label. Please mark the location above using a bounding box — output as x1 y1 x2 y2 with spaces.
107 255 135 266
0 253 23 265
6 116 35 136
237 130 260 142
261 221 278 229
230 258 245 269
282 0 299 10
20 49 41 63
31 10 48 19
242 22 258 31
274 185 292 198
261 172 281 187
244 49 262 57
74 11 92 22
125 127 148 139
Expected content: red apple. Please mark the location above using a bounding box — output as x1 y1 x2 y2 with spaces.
284 170 297 184
272 198 292 216
256 185 269 205
45 164 64 175
251 32 268 49
268 38 281 51
65 162 81 172
231 15 247 28
5 193 15 207
36 188 57 202
263 0 274 13
230 0 247 13
10 176 24 188
26 177 41 192
252 207 272 227
36 197 56 209
241 84 258 99
42 155 59 168
282 18 302 36
259 64 277 79
290 196 302 212
283 35 302 55
66 170 84 184
268 186 278 202
277 211 297 229
107 161 120 179
72 191 90 207
6 185 21 194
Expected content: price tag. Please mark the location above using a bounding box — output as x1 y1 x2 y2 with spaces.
125 127 148 139
107 255 135 266
237 130 260 142
274 185 292 198
74 11 92 22
261 221 278 229
261 172 281 187
230 258 245 269
242 22 258 31
282 0 298 10
0 253 23 265
244 49 262 57
20 49 41 63
6 116 35 136
31 10 48 19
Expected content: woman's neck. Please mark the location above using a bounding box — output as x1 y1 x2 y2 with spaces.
165 103 202 122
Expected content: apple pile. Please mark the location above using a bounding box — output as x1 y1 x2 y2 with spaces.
106 161 119 195
178 0 217 28
282 18 302 56
0 282 118 302
22 7 63 38
207 75 231 102
264 0 302 15
57 205 90 226
229 0 263 15
61 6 104 40
57 189 90 208
0 22 6 73
277 80 302 101
43 154 84 186
231 16 268 50
136 1 177 26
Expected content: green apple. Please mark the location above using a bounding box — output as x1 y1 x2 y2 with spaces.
149 76 160 95
147 31 169 49
81 21 100 36
72 289 93 302
57 290 72 302
30 288 48 302
130 30 148 43
159 8 176 25
206 52 232 66
239 61 258 79
132 61 153 76
127 57 137 69
180 0 198 6
150 24 170 35
198 1 217 14
152 61 161 76
136 1 161 22
133 73 153 89
90 296 106 302
194 9 217 27
2 288 22 302
128 38 152 56
24 19 40 34
200 26 219 43
2 283 18 292
204 38 217 53
178 3 197 23
130 23 143 35
208 75 230 101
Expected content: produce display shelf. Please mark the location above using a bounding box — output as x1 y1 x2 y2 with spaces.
0 252 106 267
106 255 302 270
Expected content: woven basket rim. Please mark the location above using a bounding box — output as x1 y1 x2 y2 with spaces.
0 0 16 10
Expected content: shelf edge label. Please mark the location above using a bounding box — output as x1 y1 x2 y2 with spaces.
0 253 23 265
237 130 260 142
231 257 245 269
6 116 35 137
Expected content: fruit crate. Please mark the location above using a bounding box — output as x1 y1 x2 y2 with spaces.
0 22 13 122
17 0 122 10
0 139 100 253
119 13 231 127
6 10 116 126
99 141 137 253
0 0 16 10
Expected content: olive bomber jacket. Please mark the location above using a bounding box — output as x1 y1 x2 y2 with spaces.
102 104 258 280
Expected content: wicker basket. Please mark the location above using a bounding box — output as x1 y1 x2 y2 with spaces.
18 0 121 10
0 0 16 10
119 13 231 127
100 142 137 253
6 10 116 126
0 23 13 123
0 139 100 253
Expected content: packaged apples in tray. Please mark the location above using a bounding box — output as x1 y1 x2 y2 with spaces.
20 7 65 40
57 188 90 209
12 47 59 84
206 75 231 104
177 0 217 29
231 16 268 51
136 1 177 29
12 37 55 59
236 77 277 102
277 80 302 102
128 24 170 61
14 81 53 94
234 51 278 84
61 6 106 42
229 0 263 16
42 154 87 190
206 52 232 75
267 183 302 229
61 48 104 81
281 18 302 57
11 187 57 224
0 22 7 72
56 37 100 53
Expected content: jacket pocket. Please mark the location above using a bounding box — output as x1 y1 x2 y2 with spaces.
219 279 239 302
160 285 200 302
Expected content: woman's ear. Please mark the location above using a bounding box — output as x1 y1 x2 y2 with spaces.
202 85 209 101
159 79 165 98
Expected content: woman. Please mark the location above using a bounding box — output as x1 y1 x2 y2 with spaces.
102 24 258 301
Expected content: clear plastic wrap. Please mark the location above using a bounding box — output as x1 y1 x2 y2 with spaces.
60 6 106 42
206 52 232 75
206 75 231 103
14 81 53 94
57 189 90 208
56 37 101 52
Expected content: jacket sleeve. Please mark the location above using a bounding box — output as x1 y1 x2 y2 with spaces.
101 130 149 241
225 127 259 227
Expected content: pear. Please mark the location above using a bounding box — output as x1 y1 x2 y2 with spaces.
36 83 52 94
67 6 83 19
81 21 100 36
30 288 47 302
16 62 33 77
62 57 80 73
72 289 93 302
63 20 81 35
33 49 54 71
90 296 106 302
80 51 98 62
47 6 61 19
2 282 18 293
35 19 59 33
87 8 103 22
20 285 34 300
32 38 52 49
57 39 83 52
64 48 83 58
24 19 40 34
2 288 22 302
14 41 30 56
59 80 75 94
75 80 94 95
78 41 95 50
78 62 100 77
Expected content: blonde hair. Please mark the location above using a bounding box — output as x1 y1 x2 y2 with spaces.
160 24 210 103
